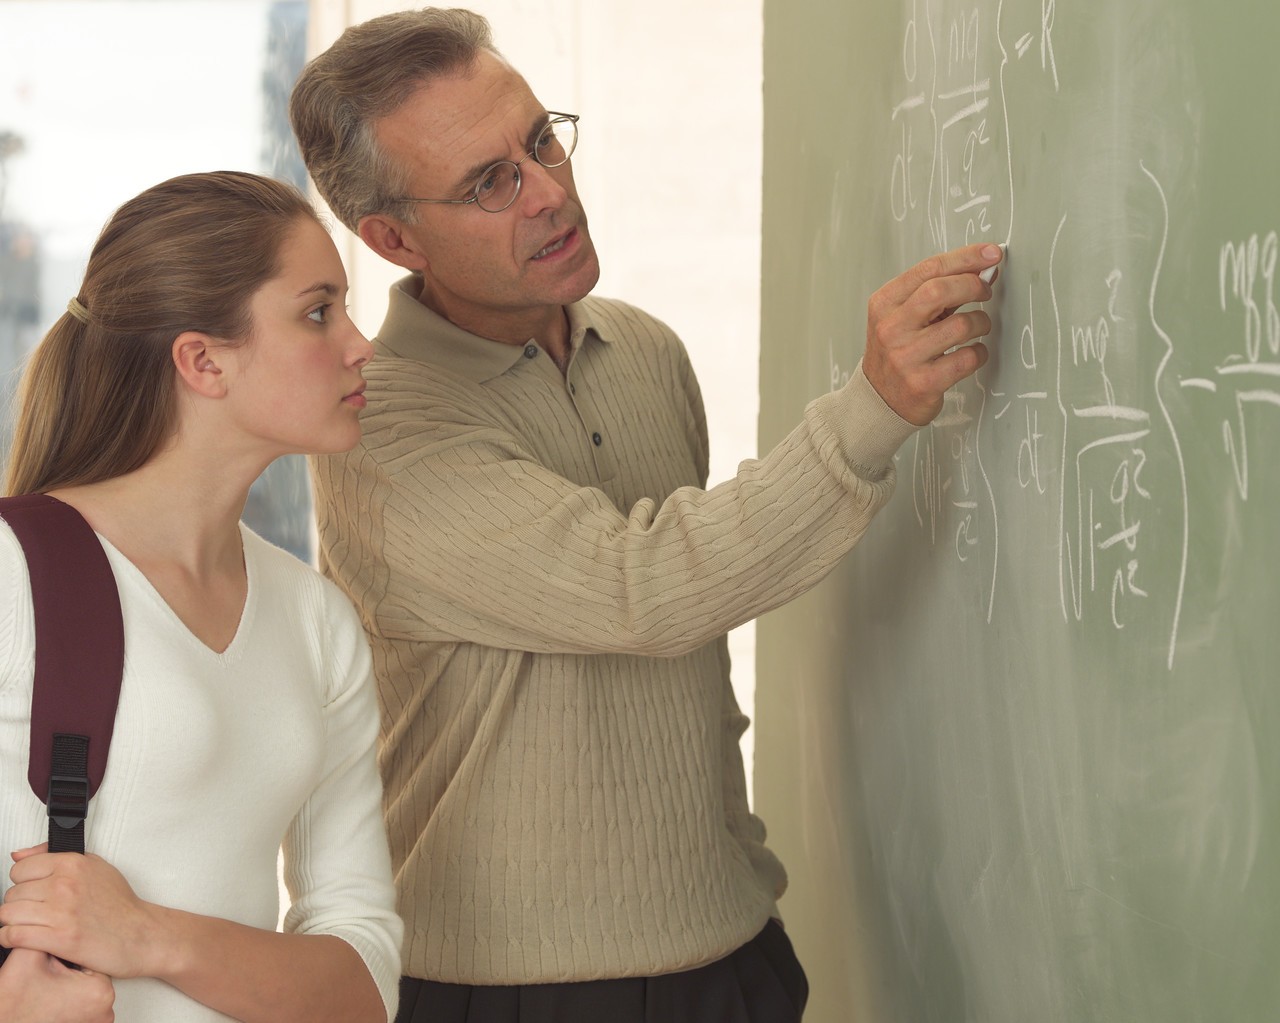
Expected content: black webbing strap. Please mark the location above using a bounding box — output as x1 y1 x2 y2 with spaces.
0 494 124 855
47 734 92 853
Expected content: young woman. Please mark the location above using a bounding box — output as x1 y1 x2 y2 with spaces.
0 171 402 1022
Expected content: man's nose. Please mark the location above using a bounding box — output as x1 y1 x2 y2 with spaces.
515 158 570 216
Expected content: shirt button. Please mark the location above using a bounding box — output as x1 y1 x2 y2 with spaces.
592 432 603 447
569 383 576 395
523 343 538 359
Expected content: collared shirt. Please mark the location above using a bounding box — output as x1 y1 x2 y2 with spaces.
311 273 914 985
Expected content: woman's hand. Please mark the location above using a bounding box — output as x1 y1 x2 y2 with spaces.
2 845 385 1022
1 845 164 980
0 947 115 1023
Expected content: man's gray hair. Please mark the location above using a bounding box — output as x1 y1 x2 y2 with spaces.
289 7 499 231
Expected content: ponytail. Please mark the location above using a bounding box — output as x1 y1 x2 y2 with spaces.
5 306 177 495
4 171 318 496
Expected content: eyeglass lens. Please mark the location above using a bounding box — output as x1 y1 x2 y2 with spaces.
474 118 578 212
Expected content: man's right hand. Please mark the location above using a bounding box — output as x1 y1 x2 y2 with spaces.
0 948 115 1023
862 242 1003 426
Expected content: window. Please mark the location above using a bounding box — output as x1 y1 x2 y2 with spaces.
0 0 313 559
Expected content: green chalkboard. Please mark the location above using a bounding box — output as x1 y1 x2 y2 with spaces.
754 2 1280 1021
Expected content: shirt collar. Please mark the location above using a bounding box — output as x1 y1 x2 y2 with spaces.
374 274 614 384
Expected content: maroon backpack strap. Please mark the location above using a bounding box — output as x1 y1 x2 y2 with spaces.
0 494 124 844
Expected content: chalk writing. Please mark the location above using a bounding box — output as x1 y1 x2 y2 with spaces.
870 0 1258 668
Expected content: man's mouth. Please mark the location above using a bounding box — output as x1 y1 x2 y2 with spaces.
532 229 574 260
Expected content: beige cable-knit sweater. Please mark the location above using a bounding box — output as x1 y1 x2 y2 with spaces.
310 276 915 986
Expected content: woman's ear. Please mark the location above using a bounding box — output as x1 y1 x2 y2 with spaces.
358 214 431 273
172 331 228 399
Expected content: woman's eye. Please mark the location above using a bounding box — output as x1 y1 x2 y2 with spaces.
307 305 329 324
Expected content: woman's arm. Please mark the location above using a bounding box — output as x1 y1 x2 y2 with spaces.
0 847 383 1023
0 946 115 1023
1 577 399 1022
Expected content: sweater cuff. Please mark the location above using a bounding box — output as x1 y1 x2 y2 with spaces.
806 358 918 476
328 929 402 1023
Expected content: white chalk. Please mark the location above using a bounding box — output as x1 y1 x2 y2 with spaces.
978 244 1006 284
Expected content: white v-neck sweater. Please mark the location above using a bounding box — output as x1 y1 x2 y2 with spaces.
0 523 403 1021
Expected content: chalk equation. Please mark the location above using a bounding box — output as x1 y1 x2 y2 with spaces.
863 0 1274 669
1187 233 1280 501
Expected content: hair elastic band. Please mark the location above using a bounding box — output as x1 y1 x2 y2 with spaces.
66 297 91 325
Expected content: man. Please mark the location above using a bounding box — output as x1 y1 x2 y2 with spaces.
290 9 1000 1021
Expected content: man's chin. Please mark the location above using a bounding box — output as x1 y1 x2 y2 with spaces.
559 244 601 304
577 254 602 300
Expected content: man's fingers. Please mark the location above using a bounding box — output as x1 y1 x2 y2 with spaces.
882 341 989 426
911 343 990 416
877 308 991 370
863 243 1003 425
912 271 993 328
873 242 1003 310
926 308 993 357
942 340 990 386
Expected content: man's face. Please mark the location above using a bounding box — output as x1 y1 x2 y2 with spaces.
373 51 601 340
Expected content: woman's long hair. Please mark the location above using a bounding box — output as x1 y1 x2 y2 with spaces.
5 171 319 496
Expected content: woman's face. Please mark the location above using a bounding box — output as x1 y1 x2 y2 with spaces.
222 216 373 458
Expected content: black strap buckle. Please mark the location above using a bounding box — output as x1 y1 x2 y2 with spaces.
47 772 89 831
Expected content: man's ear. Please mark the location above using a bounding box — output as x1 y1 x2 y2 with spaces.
358 214 431 273
172 331 228 399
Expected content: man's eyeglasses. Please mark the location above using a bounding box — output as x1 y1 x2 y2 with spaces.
392 112 580 215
